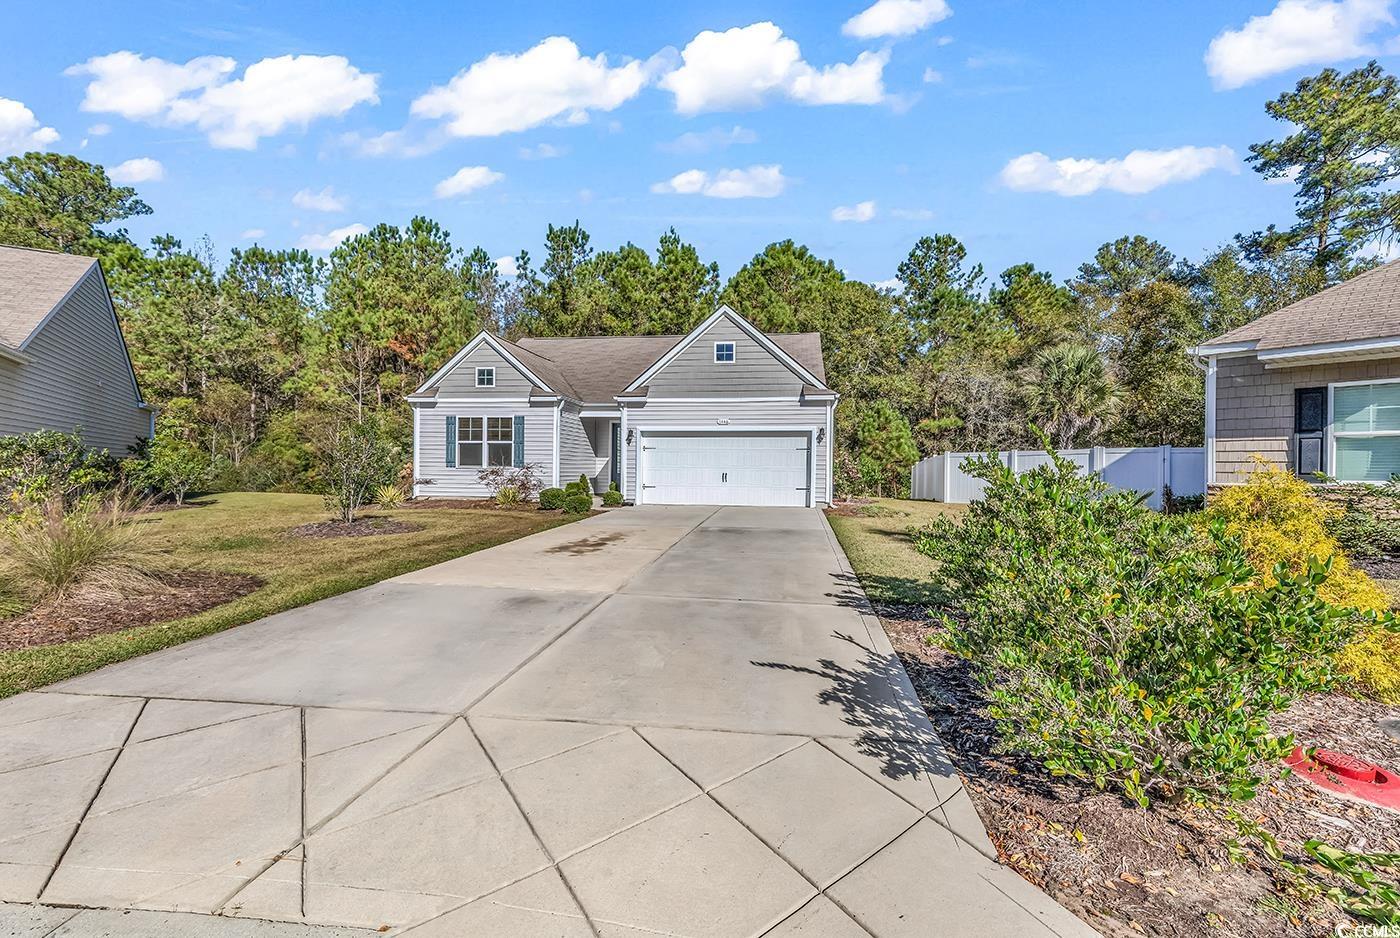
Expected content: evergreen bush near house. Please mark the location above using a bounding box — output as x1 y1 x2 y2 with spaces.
1205 463 1399 703
1324 477 1400 562
602 489 623 506
539 488 567 510
914 449 1393 807
0 430 119 512
563 493 592 514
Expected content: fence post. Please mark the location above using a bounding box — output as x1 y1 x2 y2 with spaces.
1089 446 1106 478
1006 449 1018 473
1159 445 1171 510
940 452 951 503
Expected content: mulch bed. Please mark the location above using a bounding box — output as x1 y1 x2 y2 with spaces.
396 498 552 512
285 517 424 538
877 603 1400 938
0 571 263 651
1355 554 1400 581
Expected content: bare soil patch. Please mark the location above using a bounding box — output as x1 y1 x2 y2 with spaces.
1355 554 1400 581
0 571 263 651
286 517 424 539
878 605 1400 938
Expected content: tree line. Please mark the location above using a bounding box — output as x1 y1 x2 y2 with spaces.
3 62 1399 496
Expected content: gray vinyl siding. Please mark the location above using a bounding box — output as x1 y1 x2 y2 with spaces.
645 319 806 397
557 400 594 490
436 343 536 397
0 267 149 454
622 398 833 505
588 418 616 492
413 400 556 498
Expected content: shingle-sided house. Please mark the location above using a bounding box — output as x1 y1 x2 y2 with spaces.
0 245 153 452
409 305 836 506
1192 260 1400 486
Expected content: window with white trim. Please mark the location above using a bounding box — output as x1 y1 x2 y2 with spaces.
456 416 514 467
476 367 495 387
714 341 735 363
1332 380 1400 482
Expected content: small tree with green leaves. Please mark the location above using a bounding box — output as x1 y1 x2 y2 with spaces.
139 435 210 506
855 401 919 497
319 419 400 524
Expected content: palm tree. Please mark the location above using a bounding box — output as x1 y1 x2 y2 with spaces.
1020 343 1119 449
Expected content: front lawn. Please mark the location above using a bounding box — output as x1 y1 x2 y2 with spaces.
825 497 964 607
0 492 576 698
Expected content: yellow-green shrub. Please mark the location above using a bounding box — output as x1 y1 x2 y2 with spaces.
1206 461 1397 701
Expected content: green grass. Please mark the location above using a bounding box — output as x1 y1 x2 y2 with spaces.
0 492 578 699
826 497 965 607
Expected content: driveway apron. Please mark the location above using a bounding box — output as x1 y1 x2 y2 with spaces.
0 506 1097 938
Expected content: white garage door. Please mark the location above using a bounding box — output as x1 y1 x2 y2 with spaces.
640 431 811 507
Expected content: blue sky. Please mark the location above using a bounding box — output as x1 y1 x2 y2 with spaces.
3 0 1399 285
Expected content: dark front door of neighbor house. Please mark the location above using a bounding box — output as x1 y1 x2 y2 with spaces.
611 422 621 489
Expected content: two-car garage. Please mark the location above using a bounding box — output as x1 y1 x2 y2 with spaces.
637 431 814 507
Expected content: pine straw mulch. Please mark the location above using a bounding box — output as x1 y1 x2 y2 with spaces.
877 603 1400 938
0 571 264 651
285 517 424 538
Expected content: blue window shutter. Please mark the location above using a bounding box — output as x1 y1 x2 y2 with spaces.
513 415 525 467
445 415 457 468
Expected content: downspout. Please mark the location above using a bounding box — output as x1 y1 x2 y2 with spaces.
1189 351 1216 491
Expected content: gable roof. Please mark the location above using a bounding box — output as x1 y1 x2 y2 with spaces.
417 309 828 404
0 245 99 351
1203 259 1400 353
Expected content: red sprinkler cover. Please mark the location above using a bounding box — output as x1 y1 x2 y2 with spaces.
1284 746 1400 811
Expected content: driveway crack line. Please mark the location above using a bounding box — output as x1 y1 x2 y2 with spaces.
37 696 148 902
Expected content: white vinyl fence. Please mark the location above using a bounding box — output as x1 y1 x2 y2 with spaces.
910 446 1204 510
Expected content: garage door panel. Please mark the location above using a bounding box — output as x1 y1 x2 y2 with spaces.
641 432 811 507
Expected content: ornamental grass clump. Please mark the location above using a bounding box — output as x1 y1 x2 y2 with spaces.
0 493 153 602
914 449 1393 807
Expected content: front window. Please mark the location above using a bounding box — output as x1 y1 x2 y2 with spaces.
487 416 514 466
476 367 495 387
1332 380 1400 482
458 417 484 467
714 341 735 363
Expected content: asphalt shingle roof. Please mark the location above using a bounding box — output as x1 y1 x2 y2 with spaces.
1209 258 1400 350
509 332 826 402
0 245 97 350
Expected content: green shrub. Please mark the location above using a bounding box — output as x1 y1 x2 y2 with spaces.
539 487 567 510
0 494 152 601
914 450 1391 806
1325 478 1400 562
602 489 623 506
372 483 405 509
563 493 592 514
495 485 523 506
564 481 587 496
318 418 400 524
0 429 119 511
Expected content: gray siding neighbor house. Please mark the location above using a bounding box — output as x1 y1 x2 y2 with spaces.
0 245 153 453
1191 260 1400 486
409 305 837 507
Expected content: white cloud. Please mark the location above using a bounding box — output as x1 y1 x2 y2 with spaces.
660 22 888 113
411 36 647 138
0 98 59 156
241 228 266 239
297 223 369 250
292 186 346 212
66 51 378 149
923 67 943 83
87 123 111 136
433 165 505 199
1205 0 1393 90
108 157 164 183
494 255 519 277
832 200 876 222
843 0 952 39
650 164 788 198
519 142 566 159
658 125 758 153
339 128 441 158
999 145 1237 196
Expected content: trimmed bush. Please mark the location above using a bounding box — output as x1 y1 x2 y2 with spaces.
914 449 1391 806
563 493 592 514
539 487 567 510
602 489 623 506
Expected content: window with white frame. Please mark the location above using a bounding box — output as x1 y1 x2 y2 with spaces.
714 341 735 363
1332 379 1400 482
476 367 495 387
458 417 484 467
456 416 514 467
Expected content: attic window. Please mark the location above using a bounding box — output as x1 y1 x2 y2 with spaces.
476 367 495 387
714 342 735 363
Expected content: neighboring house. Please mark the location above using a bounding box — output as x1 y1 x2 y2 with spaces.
1192 260 1400 487
0 245 153 453
409 305 836 507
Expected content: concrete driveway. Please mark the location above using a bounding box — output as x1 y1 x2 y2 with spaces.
0 506 1095 938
